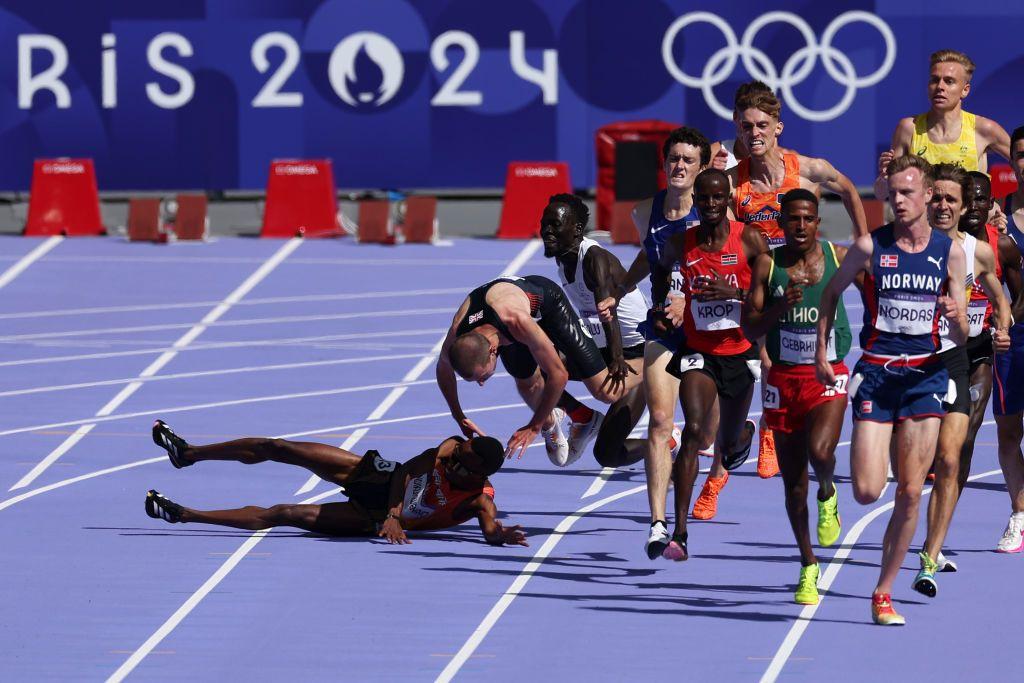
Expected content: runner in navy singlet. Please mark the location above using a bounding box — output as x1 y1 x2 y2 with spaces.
596 127 709 558
817 155 969 626
993 126 1024 553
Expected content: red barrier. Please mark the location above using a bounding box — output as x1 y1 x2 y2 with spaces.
261 159 341 238
126 198 164 242
24 158 105 236
497 162 571 239
991 164 1018 201
595 121 677 236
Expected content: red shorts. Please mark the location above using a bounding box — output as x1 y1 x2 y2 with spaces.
762 362 850 434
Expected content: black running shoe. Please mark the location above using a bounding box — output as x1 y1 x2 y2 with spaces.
145 489 184 523
722 419 756 471
152 420 191 468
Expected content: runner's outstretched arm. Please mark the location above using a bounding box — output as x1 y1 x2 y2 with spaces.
474 494 529 546
817 235 872 386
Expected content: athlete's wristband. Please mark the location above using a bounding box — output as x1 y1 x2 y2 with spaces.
385 513 400 521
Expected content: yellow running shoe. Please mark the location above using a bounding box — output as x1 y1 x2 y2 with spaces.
871 593 906 626
795 564 820 605
691 473 728 520
757 426 779 478
817 489 842 547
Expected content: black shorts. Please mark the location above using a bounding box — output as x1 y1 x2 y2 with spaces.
666 344 759 400
966 331 994 373
600 343 645 366
341 450 401 522
939 346 970 415
499 277 606 381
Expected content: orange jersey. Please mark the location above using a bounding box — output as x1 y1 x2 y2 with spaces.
400 463 494 531
678 221 753 355
734 153 801 249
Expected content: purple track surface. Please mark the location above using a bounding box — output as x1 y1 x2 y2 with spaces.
0 235 1017 681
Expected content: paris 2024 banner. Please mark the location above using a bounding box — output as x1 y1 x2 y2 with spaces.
1 0 1021 192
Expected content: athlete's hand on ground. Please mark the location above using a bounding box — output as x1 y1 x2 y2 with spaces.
694 272 738 301
665 294 687 326
378 518 410 545
497 523 529 547
596 296 618 323
815 353 836 387
877 149 895 176
505 424 541 459
602 357 637 395
456 416 486 438
993 328 1011 353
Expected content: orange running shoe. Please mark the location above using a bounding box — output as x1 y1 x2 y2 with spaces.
757 426 779 479
871 593 906 626
692 472 728 520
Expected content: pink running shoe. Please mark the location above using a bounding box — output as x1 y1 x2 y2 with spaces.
662 535 689 561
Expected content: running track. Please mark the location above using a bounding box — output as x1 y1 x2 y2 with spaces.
0 235 1016 681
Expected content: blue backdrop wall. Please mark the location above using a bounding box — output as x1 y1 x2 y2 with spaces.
1 0 1021 191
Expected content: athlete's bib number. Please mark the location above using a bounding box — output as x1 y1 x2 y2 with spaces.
670 262 685 300
763 383 780 409
875 293 937 336
822 373 849 398
967 300 988 337
581 313 607 347
779 326 835 364
690 298 741 331
676 352 704 374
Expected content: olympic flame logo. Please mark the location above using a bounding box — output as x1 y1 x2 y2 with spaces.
661 11 896 122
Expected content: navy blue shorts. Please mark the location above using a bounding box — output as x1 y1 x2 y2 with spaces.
850 356 948 423
993 325 1024 416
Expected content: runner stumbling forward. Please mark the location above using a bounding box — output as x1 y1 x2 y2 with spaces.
652 168 768 560
145 421 527 546
817 155 969 625
597 126 707 558
743 189 850 605
438 273 641 460
727 86 869 480
915 164 1009 596
541 193 650 467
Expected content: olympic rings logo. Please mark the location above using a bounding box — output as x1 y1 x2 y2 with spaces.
661 11 896 122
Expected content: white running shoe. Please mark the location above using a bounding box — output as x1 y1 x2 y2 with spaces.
566 409 605 465
996 513 1024 553
542 408 570 466
645 520 670 560
936 550 958 573
669 425 682 460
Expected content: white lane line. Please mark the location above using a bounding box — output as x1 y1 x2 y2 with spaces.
295 239 541 495
0 236 63 290
581 468 616 498
0 328 443 368
0 457 166 512
106 483 343 683
759 466 1002 683
0 353 430 399
10 425 96 490
0 287 466 320
8 239 303 491
435 484 646 683
0 307 451 342
437 454 759 681
111 239 544 678
0 399 537 515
